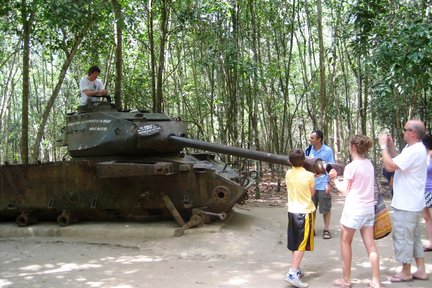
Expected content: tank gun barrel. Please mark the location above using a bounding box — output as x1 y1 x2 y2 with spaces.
168 135 290 165
168 135 343 175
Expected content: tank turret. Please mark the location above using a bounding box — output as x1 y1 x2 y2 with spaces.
63 102 187 157
62 102 340 173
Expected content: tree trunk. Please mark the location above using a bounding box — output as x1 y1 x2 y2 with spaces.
0 53 19 133
248 0 260 153
316 0 327 133
356 55 363 133
148 0 156 111
155 0 170 113
31 20 92 161
21 0 32 164
111 0 123 110
361 71 368 135
281 0 296 153
226 3 239 145
301 1 318 129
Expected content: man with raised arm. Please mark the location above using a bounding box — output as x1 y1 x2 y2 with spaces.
379 119 429 282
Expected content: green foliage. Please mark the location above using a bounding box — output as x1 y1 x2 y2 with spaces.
343 0 432 133
1 0 432 164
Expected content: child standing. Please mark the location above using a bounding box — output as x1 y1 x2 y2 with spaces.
331 135 381 288
285 149 316 288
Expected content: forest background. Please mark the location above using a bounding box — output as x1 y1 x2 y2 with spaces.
0 0 431 179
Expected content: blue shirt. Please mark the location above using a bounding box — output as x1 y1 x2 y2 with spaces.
307 144 335 190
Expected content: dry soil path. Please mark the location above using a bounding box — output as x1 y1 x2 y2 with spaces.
0 195 431 288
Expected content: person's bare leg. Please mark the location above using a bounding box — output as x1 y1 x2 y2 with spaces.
423 207 432 249
335 225 355 286
323 212 331 231
412 257 428 279
287 250 308 287
291 250 305 270
391 263 412 280
401 263 412 277
360 226 381 287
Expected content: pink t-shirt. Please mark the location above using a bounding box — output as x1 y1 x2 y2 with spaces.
343 159 375 214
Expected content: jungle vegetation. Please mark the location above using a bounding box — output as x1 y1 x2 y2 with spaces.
0 0 431 170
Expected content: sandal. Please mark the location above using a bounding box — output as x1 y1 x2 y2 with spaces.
388 274 413 282
369 281 381 288
323 230 331 239
412 272 429 280
332 279 352 288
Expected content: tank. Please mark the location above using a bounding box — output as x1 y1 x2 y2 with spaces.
0 101 342 235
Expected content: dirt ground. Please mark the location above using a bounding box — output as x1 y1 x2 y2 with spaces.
1 191 432 288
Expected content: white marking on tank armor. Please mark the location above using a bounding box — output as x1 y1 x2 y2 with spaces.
67 119 112 127
89 127 108 131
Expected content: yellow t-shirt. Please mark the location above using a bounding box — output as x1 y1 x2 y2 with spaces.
286 166 316 213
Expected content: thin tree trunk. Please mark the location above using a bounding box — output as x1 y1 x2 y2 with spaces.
111 0 123 110
356 55 362 133
226 3 239 145
32 20 92 161
281 0 296 153
0 53 19 133
248 0 260 153
148 0 156 111
340 37 352 138
316 0 327 133
301 1 318 129
0 54 20 163
21 0 32 164
362 71 368 135
155 0 169 113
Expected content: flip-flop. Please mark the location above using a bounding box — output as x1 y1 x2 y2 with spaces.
412 274 429 280
388 275 413 282
323 230 331 239
368 280 382 288
332 279 352 288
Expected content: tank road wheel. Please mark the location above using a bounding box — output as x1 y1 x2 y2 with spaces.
57 210 78 226
16 211 37 227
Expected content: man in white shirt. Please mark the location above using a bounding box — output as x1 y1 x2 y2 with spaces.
79 65 109 106
379 119 428 282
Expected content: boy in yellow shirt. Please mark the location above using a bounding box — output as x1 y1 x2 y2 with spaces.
285 149 316 288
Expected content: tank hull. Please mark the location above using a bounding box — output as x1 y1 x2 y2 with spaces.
0 154 248 226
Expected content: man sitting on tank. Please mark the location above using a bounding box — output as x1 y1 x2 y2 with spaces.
79 65 110 107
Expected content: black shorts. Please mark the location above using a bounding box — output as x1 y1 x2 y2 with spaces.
287 212 315 251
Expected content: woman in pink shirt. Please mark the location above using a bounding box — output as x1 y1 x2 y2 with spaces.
331 135 381 288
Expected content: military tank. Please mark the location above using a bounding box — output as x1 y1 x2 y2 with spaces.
0 101 342 235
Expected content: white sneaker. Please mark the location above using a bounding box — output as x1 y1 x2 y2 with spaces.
285 272 308 288
286 269 304 279
298 268 304 278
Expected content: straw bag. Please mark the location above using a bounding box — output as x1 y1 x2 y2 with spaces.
374 193 392 240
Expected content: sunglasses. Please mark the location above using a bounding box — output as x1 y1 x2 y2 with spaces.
403 128 413 132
